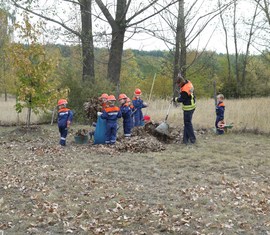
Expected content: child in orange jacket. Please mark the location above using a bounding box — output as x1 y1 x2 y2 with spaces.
99 93 108 111
100 95 122 144
215 94 225 134
132 88 147 126
57 99 73 146
119 94 132 137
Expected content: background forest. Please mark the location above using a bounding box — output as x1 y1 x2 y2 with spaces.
1 0 270 123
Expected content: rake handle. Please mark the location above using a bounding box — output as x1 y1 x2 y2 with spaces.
164 101 172 121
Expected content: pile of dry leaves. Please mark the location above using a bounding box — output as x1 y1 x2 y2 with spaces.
90 124 175 153
83 97 101 123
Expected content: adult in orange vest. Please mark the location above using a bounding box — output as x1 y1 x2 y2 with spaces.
173 73 196 144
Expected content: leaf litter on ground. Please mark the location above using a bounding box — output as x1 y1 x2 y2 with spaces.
0 124 270 234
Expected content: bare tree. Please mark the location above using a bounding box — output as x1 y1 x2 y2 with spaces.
95 0 177 92
241 1 259 90
252 0 270 52
218 0 232 81
10 0 95 83
254 0 270 27
172 0 185 96
220 0 260 96
232 0 240 95
149 0 233 95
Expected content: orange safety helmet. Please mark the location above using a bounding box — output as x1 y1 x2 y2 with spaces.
99 93 108 100
118 93 127 100
58 99 68 106
134 88 142 95
107 95 116 101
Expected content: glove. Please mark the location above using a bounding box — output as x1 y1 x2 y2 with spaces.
172 97 178 102
97 111 102 116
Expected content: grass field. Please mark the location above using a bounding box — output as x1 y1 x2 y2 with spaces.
0 97 41 125
0 124 270 234
147 97 270 133
0 97 270 234
1 96 270 133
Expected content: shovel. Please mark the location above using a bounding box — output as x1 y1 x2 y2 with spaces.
155 101 172 135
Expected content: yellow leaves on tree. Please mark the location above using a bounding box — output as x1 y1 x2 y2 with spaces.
9 15 62 125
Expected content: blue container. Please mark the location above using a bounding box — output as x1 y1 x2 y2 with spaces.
74 135 89 144
94 116 106 144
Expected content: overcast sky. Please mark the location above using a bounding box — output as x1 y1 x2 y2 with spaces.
12 0 262 54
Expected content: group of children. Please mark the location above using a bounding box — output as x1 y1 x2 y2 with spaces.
57 88 148 146
97 88 148 144
57 89 226 146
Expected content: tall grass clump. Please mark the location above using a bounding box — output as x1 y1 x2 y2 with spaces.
1 95 270 134
146 97 270 134
0 97 41 125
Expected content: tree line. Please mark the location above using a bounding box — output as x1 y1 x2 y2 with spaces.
1 0 270 123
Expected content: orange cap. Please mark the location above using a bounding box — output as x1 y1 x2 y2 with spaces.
99 93 108 99
107 95 116 101
58 99 68 106
118 94 127 100
134 88 142 95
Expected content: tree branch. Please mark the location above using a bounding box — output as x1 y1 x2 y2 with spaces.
95 0 118 29
11 0 81 38
127 0 178 27
63 0 82 6
186 1 233 47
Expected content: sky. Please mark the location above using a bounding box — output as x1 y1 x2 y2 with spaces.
11 0 263 55
121 0 259 54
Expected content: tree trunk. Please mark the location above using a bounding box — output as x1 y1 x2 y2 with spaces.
80 0 95 83
95 0 165 92
26 96 32 128
179 0 186 77
173 1 181 97
4 88 7 101
242 2 258 93
107 27 125 93
11 0 95 83
173 0 186 97
233 0 240 97
107 0 127 93
26 107 31 128
219 0 231 82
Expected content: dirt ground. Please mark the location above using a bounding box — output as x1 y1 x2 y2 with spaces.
0 124 270 235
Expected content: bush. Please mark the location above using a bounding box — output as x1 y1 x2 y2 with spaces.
65 79 114 124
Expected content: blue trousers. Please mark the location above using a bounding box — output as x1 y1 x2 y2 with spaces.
105 122 117 144
133 109 143 126
123 120 132 137
59 127 68 146
183 110 196 144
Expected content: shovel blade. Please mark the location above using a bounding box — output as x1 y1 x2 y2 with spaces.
155 122 169 135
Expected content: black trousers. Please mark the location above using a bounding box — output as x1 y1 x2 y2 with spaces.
183 109 196 144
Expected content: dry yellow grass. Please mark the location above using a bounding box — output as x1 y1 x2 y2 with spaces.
147 97 270 133
1 96 270 133
0 97 41 125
